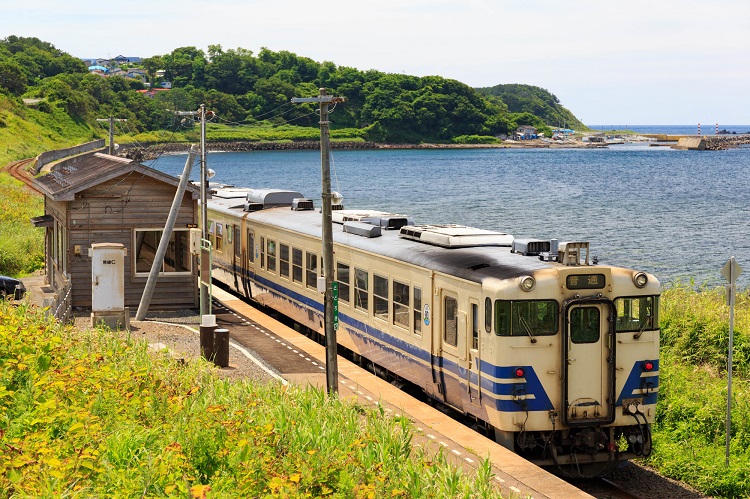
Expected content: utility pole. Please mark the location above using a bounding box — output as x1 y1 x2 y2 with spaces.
174 106 212 317
291 88 345 395
96 116 126 155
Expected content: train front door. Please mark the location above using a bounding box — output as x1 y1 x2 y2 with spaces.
564 302 615 425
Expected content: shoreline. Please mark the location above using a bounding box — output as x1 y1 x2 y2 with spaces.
119 138 605 161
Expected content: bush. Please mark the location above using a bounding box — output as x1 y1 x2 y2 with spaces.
451 134 500 144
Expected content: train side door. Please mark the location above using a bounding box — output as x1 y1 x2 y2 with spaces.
437 288 466 408
245 228 256 298
467 299 482 406
564 302 615 425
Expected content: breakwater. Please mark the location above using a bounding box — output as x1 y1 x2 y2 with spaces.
121 140 378 161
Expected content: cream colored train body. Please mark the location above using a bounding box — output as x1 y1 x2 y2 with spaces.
205 187 660 473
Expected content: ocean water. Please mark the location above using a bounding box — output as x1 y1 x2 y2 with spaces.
147 143 750 289
589 124 750 135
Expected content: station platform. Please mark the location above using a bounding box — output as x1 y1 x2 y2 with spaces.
211 286 592 499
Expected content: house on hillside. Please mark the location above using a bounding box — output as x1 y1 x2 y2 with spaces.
32 153 199 310
515 125 538 140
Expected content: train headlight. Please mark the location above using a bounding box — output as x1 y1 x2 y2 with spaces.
515 367 525 378
632 271 648 288
643 361 654 372
519 275 536 292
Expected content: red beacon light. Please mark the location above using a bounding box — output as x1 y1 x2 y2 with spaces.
643 361 654 372
515 367 525 378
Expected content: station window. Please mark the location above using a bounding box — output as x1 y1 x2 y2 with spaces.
354 268 369 312
306 252 318 289
279 244 290 278
247 230 255 264
494 300 558 337
337 262 350 303
292 248 303 284
374 274 389 321
260 236 265 270
134 229 192 276
484 297 492 333
393 280 410 330
413 286 422 335
267 239 276 273
444 296 458 347
471 303 479 350
615 296 658 332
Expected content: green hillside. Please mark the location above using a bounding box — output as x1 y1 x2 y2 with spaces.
475 83 586 132
1 36 586 148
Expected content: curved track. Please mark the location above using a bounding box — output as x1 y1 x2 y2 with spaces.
3 158 41 193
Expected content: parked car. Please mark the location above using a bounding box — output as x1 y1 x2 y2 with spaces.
0 276 26 300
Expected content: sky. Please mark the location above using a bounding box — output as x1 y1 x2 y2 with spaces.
3 0 749 125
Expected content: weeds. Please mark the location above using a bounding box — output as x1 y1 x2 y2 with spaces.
0 301 506 497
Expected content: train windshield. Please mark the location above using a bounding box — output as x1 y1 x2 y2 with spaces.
614 295 658 332
494 300 558 337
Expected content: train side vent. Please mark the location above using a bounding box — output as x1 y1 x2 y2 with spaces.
243 202 264 212
291 198 314 211
343 221 382 238
512 238 551 256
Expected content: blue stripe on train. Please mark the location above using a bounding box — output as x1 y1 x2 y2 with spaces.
615 360 659 406
219 262 553 412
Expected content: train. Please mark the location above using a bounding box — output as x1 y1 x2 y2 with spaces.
203 186 659 476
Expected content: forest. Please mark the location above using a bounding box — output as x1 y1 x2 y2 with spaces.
0 36 585 144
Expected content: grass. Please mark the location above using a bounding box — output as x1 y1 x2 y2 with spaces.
0 172 44 277
646 283 750 498
0 301 507 498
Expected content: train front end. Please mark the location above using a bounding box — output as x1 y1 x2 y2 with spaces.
484 241 660 476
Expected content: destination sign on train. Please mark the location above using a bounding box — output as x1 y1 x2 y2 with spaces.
566 274 606 290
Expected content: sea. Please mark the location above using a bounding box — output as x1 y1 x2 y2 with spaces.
146 128 750 290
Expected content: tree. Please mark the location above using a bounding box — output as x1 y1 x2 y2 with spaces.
0 59 27 94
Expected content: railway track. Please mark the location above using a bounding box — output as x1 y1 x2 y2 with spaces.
3 158 41 193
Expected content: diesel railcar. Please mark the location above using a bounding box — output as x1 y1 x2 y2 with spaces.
204 187 659 475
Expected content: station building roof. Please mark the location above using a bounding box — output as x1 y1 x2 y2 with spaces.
33 153 200 202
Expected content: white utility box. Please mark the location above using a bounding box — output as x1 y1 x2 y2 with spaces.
89 242 130 330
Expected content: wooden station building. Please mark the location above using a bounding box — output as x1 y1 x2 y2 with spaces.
32 153 200 310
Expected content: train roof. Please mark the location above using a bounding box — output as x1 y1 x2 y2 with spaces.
206 189 558 284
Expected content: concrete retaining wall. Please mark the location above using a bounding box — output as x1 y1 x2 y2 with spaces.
35 139 106 174
673 137 706 150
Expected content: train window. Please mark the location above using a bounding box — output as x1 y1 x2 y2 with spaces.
292 248 303 284
215 223 224 252
279 244 290 278
306 252 318 289
374 275 389 321
267 240 277 273
494 300 558 337
247 230 255 263
260 237 265 270
615 296 657 332
471 303 479 350
444 296 458 347
484 297 492 333
354 268 369 312
393 280 410 330
413 287 422 335
337 262 350 303
570 307 600 344
234 227 241 256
